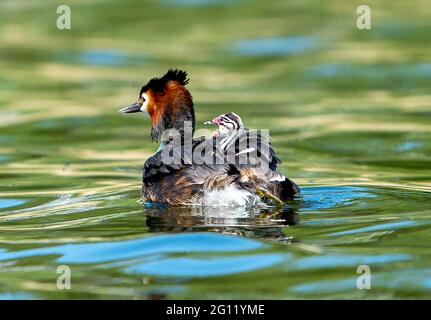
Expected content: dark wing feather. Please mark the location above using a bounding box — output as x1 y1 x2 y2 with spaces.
143 136 206 182
142 136 231 204
231 129 281 171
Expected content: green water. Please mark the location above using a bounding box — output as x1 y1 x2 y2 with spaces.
0 0 430 299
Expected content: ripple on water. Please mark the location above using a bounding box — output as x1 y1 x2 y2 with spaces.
0 233 265 264
0 293 34 300
290 269 431 295
0 233 289 278
56 49 150 66
79 50 128 66
329 221 418 236
126 253 287 277
300 186 373 211
289 277 361 294
306 63 431 79
0 199 26 210
395 141 422 152
230 36 317 56
287 253 411 270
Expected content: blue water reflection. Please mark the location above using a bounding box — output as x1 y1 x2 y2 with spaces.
0 199 26 210
0 293 34 300
330 221 417 236
290 269 431 294
290 276 361 294
127 253 287 277
300 186 373 211
307 63 431 79
230 36 317 56
395 141 422 152
79 50 128 66
288 254 410 270
56 49 150 66
0 233 265 264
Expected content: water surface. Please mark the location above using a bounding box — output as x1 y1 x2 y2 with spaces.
0 0 430 299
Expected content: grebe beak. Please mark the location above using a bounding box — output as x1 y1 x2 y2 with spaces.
119 102 142 113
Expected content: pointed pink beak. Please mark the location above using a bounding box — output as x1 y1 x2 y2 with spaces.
204 116 221 125
213 116 221 125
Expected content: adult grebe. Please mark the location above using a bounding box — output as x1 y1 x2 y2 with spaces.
120 69 299 206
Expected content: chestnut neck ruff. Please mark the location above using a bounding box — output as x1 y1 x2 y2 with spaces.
150 92 195 143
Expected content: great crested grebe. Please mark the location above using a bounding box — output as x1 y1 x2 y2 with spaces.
120 69 300 206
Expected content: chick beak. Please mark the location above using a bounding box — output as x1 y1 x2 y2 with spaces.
204 116 221 125
119 102 142 113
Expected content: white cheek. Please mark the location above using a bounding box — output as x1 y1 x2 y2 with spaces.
219 126 229 136
140 93 149 113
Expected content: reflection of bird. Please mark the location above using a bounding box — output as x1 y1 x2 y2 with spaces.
120 69 300 206
144 203 300 237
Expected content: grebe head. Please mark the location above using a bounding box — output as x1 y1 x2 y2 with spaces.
205 112 244 150
120 69 195 142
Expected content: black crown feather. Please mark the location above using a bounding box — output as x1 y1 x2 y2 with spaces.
140 69 189 94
